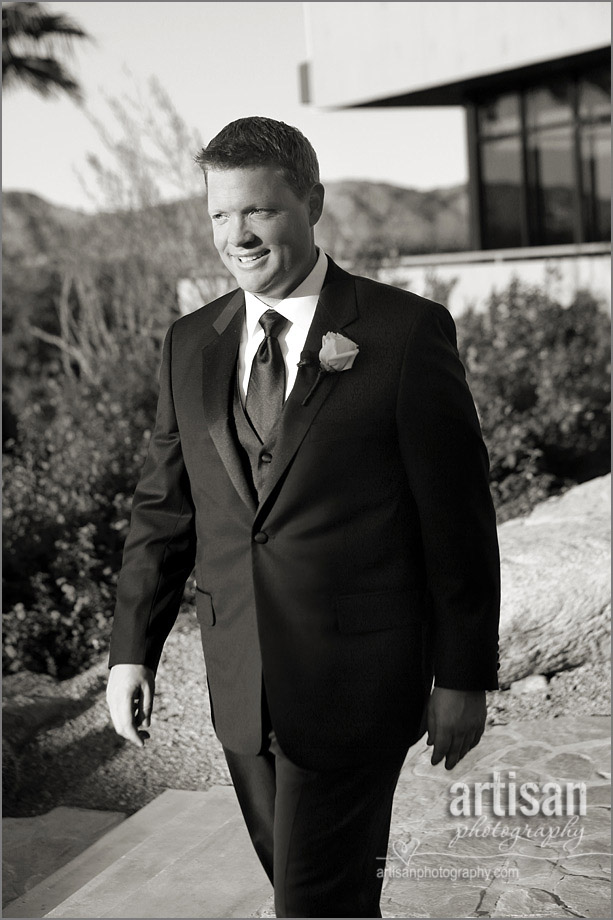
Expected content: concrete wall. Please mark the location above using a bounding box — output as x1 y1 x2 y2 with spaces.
371 245 611 317
305 1 611 107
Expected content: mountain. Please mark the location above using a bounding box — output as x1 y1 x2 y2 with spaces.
317 180 470 258
1 192 91 263
2 180 470 268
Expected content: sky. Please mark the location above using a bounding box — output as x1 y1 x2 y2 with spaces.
2 1 467 212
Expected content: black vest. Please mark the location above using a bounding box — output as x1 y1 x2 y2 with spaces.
232 369 281 501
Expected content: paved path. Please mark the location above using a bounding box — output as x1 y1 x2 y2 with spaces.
250 717 611 918
4 716 609 918
380 716 610 919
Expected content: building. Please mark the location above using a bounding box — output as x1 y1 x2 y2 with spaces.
300 1 611 313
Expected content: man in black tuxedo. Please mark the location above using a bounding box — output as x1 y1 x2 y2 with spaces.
107 116 500 918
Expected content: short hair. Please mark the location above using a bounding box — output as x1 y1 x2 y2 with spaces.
194 116 320 199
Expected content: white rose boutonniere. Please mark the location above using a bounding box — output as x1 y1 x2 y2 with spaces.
319 331 360 372
301 332 359 406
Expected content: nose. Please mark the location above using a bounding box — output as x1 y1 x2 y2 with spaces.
227 215 256 248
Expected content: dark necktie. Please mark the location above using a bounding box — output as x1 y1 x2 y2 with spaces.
245 309 288 440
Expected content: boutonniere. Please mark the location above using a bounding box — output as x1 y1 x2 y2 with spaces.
300 332 359 406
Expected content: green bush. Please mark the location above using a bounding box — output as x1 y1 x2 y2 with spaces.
457 279 611 522
2 347 159 677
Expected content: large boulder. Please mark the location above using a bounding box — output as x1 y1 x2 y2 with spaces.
497 474 610 687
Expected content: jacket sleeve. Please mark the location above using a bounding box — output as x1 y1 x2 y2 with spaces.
109 322 197 673
396 301 500 690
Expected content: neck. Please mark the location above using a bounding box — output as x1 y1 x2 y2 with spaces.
252 248 319 307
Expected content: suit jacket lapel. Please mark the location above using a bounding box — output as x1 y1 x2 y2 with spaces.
201 289 257 513
255 259 359 516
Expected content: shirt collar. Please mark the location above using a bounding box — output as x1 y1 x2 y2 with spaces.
244 248 328 337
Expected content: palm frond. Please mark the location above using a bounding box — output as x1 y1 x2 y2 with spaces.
2 54 82 100
2 2 88 41
2 2 89 99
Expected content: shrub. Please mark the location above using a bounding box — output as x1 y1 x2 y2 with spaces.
457 279 611 522
2 347 159 677
2 79 212 677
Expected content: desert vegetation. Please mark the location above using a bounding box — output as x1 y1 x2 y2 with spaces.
3 82 610 680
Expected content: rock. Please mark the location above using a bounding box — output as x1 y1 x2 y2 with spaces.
510 675 549 695
489 885 582 918
487 660 611 725
554 875 612 919
2 696 88 750
540 751 599 782
2 659 111 807
497 475 611 687
379 716 611 920
2 695 97 802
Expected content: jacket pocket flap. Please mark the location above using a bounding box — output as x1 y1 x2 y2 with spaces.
195 588 216 626
335 590 423 634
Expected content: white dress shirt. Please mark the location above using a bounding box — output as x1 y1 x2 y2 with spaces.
239 248 328 404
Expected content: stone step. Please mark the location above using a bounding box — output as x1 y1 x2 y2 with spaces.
2 807 126 908
4 787 271 918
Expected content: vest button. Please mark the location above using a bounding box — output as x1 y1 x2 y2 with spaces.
253 532 268 544
260 451 273 464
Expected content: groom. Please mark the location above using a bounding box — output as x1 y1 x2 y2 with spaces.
106 116 500 917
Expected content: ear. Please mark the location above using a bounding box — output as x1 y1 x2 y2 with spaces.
308 183 325 226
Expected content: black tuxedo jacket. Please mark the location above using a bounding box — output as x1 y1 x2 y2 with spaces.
109 257 500 770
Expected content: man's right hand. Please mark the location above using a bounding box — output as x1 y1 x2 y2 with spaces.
106 664 155 748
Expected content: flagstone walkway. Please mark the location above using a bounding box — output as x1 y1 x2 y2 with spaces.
380 716 610 919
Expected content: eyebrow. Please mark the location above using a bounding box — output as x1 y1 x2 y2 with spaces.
208 202 278 216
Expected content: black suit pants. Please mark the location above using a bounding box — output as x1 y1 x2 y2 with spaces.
223 731 406 918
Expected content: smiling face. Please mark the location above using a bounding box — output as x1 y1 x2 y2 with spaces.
207 166 324 304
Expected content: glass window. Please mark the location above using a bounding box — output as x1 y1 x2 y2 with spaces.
478 93 521 137
525 79 573 130
481 137 523 248
581 122 611 242
579 68 611 121
526 127 575 245
474 62 611 249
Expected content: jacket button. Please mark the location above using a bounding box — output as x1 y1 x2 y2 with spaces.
254 532 268 544
260 451 273 464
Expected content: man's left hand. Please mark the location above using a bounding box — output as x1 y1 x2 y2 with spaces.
425 687 486 770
